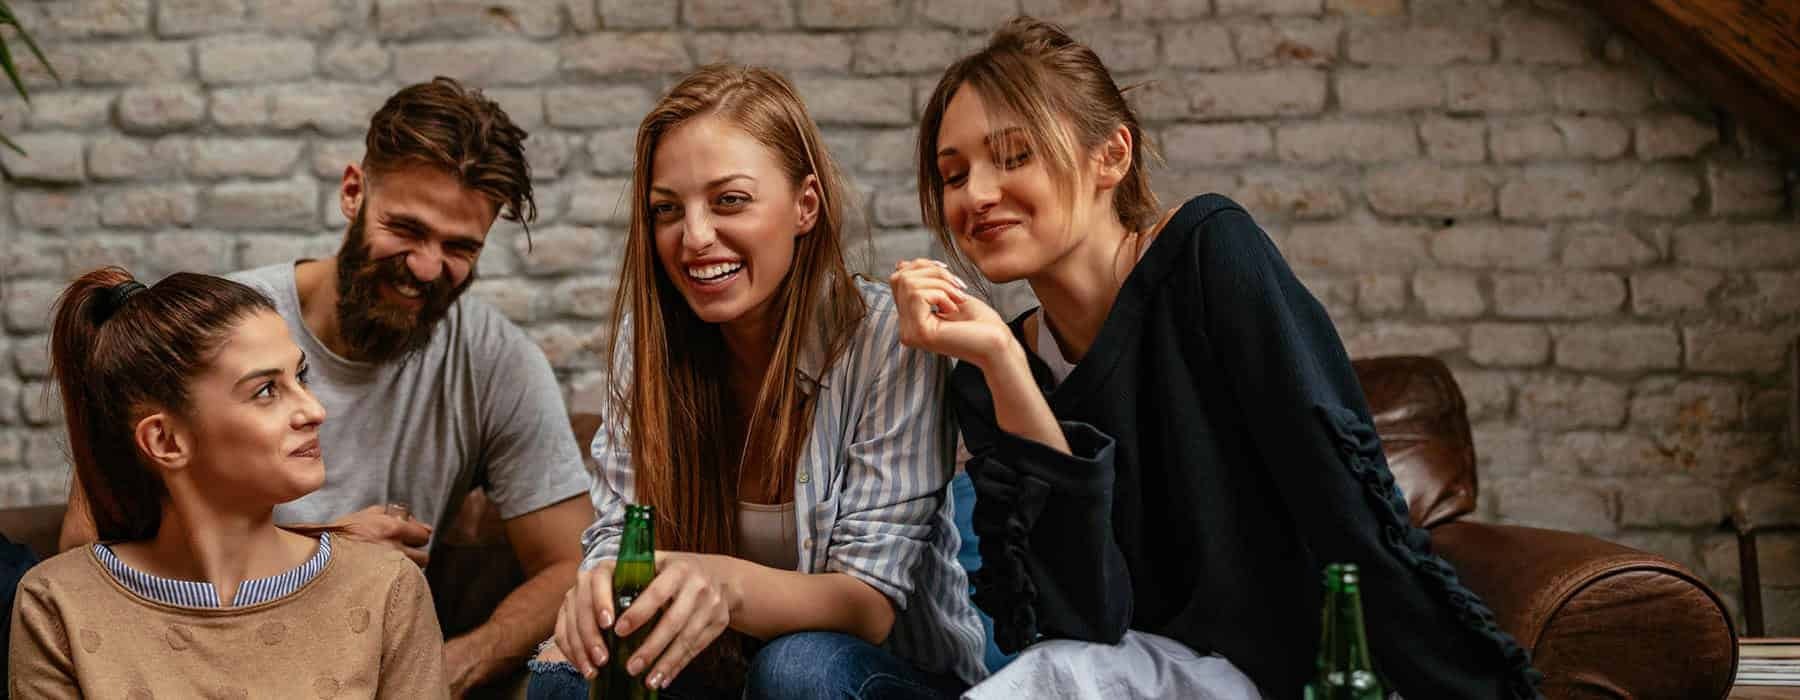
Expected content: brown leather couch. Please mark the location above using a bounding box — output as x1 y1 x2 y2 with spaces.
1359 356 1736 699
0 357 1738 698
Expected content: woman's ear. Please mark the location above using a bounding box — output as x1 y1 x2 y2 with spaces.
794 174 822 237
135 412 191 474
1093 124 1134 191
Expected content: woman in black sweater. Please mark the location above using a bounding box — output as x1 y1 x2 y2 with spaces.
890 17 1542 700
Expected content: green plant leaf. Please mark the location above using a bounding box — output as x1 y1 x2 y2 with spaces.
0 33 27 103
0 129 21 156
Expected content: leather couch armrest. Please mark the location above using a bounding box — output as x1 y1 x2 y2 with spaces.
1430 521 1736 700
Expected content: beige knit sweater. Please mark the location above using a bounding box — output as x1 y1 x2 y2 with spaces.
8 535 448 699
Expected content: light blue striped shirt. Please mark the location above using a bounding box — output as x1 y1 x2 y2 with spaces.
92 533 333 608
580 279 989 685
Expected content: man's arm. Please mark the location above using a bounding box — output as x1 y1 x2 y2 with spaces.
441 494 588 695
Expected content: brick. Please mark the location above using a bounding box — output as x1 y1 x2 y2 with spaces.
919 0 1020 29
180 138 305 178
1336 70 1442 113
23 431 69 473
1493 272 1624 318
532 323 602 371
1020 0 1122 24
1518 375 1628 429
859 129 918 175
61 235 144 276
600 0 676 27
1366 164 1494 217
1734 272 1800 321
1746 388 1786 432
320 39 393 82
1073 27 1159 73
483 88 544 130
1348 26 1489 65
202 179 316 230
1217 0 1321 15
1672 224 1800 269
24 92 113 129
1233 19 1339 67
1630 378 1742 430
515 226 615 276
21 382 61 426
117 85 208 133
3 238 64 279
553 276 621 320
1235 171 1348 220
1429 224 1554 268
4 281 63 333
543 86 652 129
1636 113 1717 160
270 84 390 134
561 34 692 77
685 0 792 28
567 177 632 225
1556 116 1630 160
1708 161 1786 216
796 78 912 126
237 233 339 268
157 0 249 37
1326 0 1400 14
14 336 51 378
1162 124 1272 165
1554 68 1654 112
1283 223 1428 270
12 190 99 230
101 185 200 228
587 128 637 174
1277 121 1415 162
799 0 905 27
1554 324 1681 372
1663 431 1780 479
395 40 558 86
1190 70 1327 119
1355 273 1407 314
1499 165 1699 219
1420 118 1485 163
0 378 16 425
853 31 968 75
248 0 354 35
1631 269 1723 316
524 131 582 179
1684 326 1789 374
141 232 237 277
76 41 192 84
1498 10 1590 64
0 134 85 183
20 0 151 38
1491 119 1562 163
302 140 360 179
688 32 852 73
1444 66 1547 113
375 0 565 39
1495 478 1616 533
1539 431 1665 476
1470 423 1537 477
1739 538 1800 587
1409 271 1483 318
1470 323 1549 367
1123 0 1211 19
210 87 273 128
874 188 921 228
1163 24 1236 69
198 36 315 84
1562 229 1658 268
467 278 543 324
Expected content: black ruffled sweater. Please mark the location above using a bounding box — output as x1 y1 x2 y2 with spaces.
952 195 1542 699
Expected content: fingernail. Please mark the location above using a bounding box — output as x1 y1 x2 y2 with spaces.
648 672 666 689
599 611 613 628
932 260 949 268
628 657 644 675
593 645 607 666
581 664 594 679
951 274 969 290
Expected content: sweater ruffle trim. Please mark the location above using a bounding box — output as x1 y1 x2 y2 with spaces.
965 457 1052 654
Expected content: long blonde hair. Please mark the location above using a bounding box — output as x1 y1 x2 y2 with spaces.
606 63 866 559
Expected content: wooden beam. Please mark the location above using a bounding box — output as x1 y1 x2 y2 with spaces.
1591 0 1800 156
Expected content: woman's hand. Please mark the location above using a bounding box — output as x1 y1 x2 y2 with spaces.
553 560 616 679
889 259 1016 370
611 552 735 690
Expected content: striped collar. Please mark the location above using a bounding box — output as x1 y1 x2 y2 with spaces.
92 533 333 608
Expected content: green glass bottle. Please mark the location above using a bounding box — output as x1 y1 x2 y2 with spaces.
1304 563 1386 700
593 505 658 700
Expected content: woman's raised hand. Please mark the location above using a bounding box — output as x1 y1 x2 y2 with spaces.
889 259 1014 370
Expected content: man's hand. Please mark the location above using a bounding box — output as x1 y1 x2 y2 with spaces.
334 505 432 566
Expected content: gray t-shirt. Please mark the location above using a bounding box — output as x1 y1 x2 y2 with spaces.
230 263 588 540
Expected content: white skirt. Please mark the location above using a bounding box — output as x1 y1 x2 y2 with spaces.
961 631 1264 700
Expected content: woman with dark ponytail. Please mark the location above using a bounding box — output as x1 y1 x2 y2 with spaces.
9 267 449 698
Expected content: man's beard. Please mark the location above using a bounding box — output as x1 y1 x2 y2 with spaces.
333 207 472 363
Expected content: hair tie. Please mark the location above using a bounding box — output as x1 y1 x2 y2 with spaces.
97 280 148 323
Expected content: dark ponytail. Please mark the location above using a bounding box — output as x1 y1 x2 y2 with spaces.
50 267 277 542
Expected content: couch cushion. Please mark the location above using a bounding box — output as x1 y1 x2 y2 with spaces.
1352 356 1478 528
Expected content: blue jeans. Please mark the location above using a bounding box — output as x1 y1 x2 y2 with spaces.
527 631 965 700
